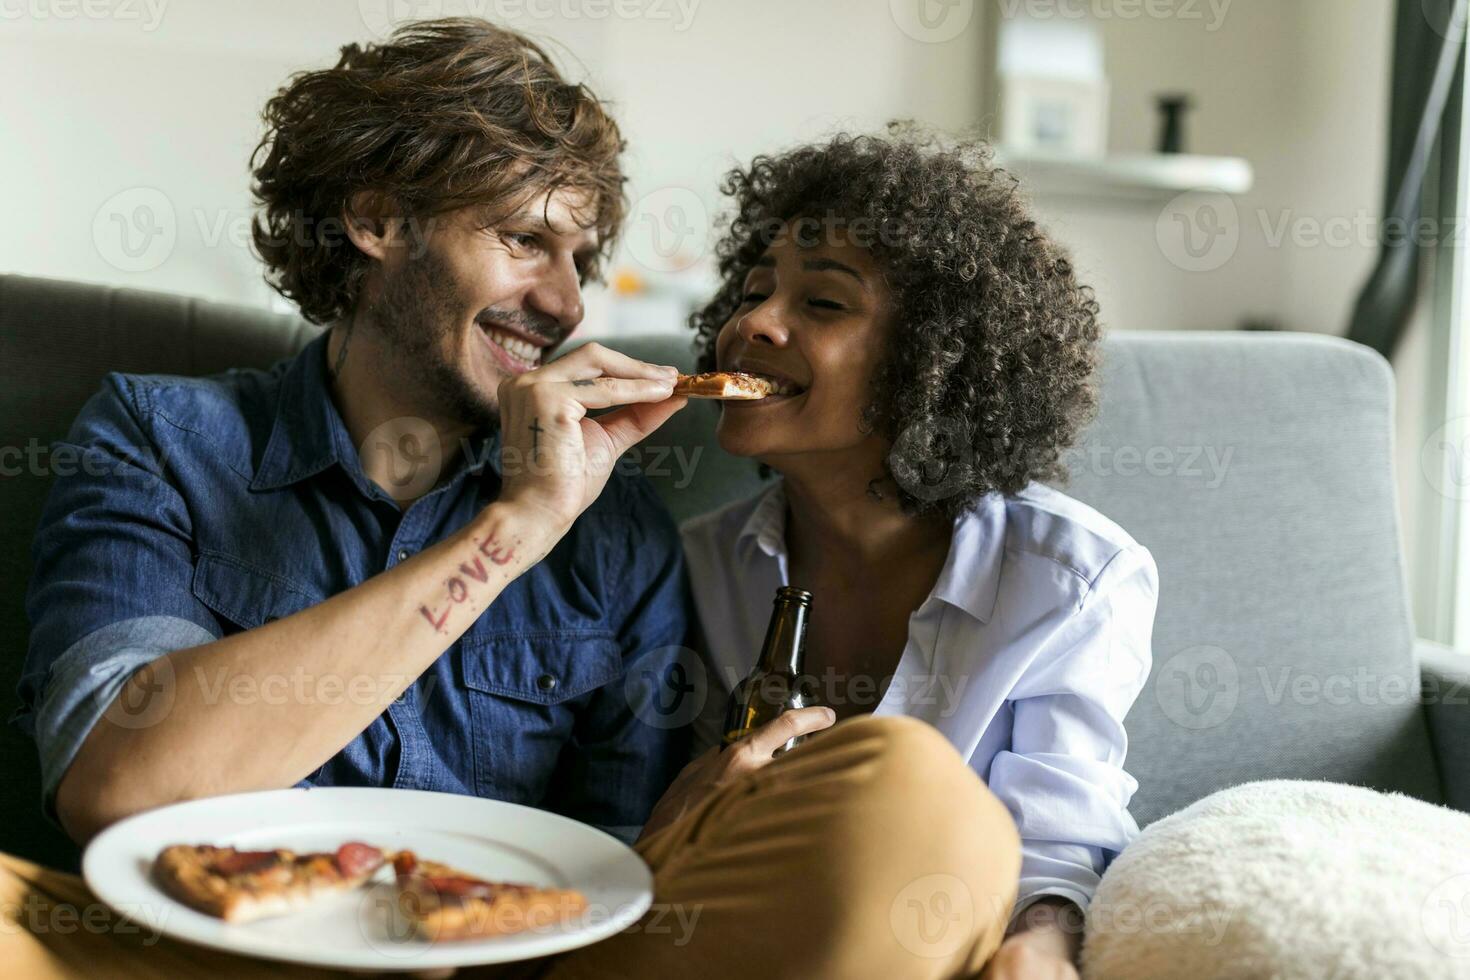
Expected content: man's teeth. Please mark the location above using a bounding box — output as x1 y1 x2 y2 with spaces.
487 327 540 367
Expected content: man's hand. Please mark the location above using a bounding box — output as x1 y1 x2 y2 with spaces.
497 342 686 530
638 707 838 841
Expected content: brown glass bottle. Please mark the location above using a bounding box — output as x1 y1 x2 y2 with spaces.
721 586 818 755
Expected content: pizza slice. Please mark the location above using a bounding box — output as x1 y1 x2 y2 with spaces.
153 841 388 923
392 850 589 942
672 371 775 400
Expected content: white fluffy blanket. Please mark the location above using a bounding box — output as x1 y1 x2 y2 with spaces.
1081 780 1470 979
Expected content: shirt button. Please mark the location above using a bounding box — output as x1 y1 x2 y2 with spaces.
397 549 410 562
536 673 558 694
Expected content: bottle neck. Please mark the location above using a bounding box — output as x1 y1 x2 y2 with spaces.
756 599 809 675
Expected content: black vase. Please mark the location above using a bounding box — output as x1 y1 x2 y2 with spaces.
1156 94 1193 154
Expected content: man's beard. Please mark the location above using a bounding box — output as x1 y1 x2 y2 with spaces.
366 248 498 430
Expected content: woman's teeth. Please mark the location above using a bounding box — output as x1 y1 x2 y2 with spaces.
486 327 540 368
751 376 803 396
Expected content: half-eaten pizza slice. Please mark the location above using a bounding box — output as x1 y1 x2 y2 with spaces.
153 841 389 923
672 371 775 400
392 850 589 942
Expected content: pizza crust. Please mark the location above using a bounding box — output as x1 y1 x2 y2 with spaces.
406 886 590 941
394 853 589 942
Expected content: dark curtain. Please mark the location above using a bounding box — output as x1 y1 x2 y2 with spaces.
1346 0 1467 357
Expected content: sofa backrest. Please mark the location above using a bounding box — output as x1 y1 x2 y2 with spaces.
1061 333 1440 823
0 275 315 868
0 274 1441 867
607 332 1443 825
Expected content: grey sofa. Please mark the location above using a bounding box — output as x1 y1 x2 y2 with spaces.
4 272 1469 875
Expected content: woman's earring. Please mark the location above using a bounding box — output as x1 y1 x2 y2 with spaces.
866 479 885 501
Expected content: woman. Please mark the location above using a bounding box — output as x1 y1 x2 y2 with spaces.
675 129 1158 977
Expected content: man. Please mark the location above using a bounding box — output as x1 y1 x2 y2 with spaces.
19 17 690 851
5 18 1029 979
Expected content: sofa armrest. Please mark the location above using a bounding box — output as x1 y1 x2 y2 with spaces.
1417 638 1470 811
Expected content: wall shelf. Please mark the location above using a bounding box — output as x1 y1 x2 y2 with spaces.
993 150 1255 202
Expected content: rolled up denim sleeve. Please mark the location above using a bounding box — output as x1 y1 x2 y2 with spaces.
14 374 222 818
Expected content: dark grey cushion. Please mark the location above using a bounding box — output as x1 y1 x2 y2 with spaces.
0 275 316 869
0 274 1444 871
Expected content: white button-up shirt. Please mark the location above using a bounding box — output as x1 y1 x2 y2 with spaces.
680 480 1158 922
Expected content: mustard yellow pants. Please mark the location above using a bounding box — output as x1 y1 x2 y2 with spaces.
0 716 1021 979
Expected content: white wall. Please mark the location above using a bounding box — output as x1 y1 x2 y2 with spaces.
1017 0 1391 336
5 0 1443 619
0 0 992 331
1 1 1392 337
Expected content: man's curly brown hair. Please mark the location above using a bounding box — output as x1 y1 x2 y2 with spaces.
251 17 625 325
690 126 1102 520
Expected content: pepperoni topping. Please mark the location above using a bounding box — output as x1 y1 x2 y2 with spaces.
212 850 281 876
334 842 384 878
424 875 496 898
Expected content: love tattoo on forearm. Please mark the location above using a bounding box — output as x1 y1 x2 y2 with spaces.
418 534 517 632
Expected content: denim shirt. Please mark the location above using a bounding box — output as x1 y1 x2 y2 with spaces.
14 332 692 843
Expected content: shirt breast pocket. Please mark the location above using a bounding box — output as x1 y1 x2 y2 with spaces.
189 551 324 634
458 631 623 802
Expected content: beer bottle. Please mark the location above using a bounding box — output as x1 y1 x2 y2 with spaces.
721 585 818 755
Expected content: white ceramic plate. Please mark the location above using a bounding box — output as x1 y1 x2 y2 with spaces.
83 787 652 972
